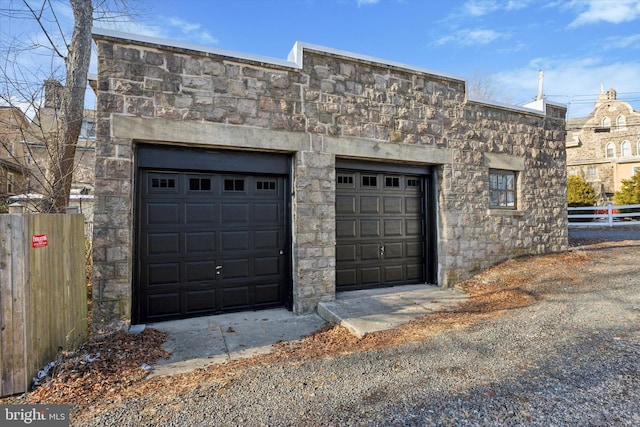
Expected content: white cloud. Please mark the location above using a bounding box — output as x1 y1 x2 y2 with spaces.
568 0 640 27
602 34 640 49
357 0 380 5
434 28 507 46
492 56 640 117
462 0 532 16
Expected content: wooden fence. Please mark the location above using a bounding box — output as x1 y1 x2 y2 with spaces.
0 213 87 397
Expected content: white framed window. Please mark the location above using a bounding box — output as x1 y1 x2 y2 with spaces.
602 117 611 129
587 167 597 181
489 169 517 209
616 115 627 130
621 141 631 157
606 143 615 158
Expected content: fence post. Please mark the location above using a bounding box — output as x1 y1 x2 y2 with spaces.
608 202 613 227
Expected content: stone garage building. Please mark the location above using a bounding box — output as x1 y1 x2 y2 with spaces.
91 28 568 332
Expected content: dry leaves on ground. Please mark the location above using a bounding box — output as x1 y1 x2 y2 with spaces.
5 241 632 421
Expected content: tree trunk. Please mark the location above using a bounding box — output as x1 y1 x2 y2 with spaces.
45 0 93 213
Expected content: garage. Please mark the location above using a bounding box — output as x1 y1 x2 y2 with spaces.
135 145 291 323
335 161 436 292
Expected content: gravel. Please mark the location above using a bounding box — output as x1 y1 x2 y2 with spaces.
83 241 640 427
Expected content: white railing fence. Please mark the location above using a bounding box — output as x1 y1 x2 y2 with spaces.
568 203 640 227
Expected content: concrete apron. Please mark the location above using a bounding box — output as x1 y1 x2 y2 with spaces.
142 284 468 378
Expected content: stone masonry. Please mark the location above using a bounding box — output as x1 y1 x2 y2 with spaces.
92 29 568 332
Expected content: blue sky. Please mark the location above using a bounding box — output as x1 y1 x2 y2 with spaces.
3 0 640 118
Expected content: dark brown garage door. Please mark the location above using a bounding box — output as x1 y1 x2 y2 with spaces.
135 146 289 323
335 166 433 292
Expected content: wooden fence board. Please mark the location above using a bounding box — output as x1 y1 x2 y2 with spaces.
0 213 87 397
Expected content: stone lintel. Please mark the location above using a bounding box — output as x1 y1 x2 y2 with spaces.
112 115 310 153
323 135 453 165
483 152 525 171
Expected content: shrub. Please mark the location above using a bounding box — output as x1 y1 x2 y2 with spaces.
567 175 596 207
614 170 640 205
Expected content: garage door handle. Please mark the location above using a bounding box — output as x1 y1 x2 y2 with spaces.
216 265 223 275
380 246 385 256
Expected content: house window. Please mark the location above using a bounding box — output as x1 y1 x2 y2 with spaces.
6 141 14 156
616 115 626 130
621 141 631 157
80 118 96 140
7 172 14 194
602 117 611 129
489 169 516 208
605 143 615 158
587 167 597 181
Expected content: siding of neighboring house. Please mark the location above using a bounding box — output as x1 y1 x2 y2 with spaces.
91 28 568 331
566 88 640 201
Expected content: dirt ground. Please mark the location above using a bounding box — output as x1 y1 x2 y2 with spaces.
2 235 634 422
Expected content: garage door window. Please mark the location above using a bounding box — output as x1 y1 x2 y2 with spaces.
224 178 245 192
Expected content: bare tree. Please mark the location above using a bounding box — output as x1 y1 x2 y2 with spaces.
466 71 513 105
0 0 128 213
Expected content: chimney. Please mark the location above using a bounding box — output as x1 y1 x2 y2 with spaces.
536 70 544 101
44 79 63 108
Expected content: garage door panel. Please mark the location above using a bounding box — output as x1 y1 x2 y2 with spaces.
185 232 216 253
406 241 422 258
336 244 357 262
360 220 380 237
221 203 249 224
254 256 280 276
147 293 180 318
406 196 421 214
407 264 422 281
185 203 216 224
337 269 357 286
147 262 180 286
221 259 250 279
361 244 381 260
336 195 356 214
222 286 249 308
337 220 356 238
254 230 281 249
383 197 402 214
137 166 288 322
147 203 180 224
383 219 403 236
360 196 380 213
406 219 422 236
185 289 216 312
384 265 403 282
254 202 279 222
185 260 216 283
384 242 403 259
221 231 249 251
147 233 180 255
361 267 381 284
254 283 280 304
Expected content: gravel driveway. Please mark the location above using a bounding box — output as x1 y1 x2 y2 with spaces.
83 241 640 426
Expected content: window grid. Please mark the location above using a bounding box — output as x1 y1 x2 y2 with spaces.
489 169 516 209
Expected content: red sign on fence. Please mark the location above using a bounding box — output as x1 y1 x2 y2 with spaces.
32 234 48 248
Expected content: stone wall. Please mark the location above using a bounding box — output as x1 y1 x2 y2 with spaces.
92 30 568 332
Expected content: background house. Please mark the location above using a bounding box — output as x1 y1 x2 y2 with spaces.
1 80 95 228
91 28 568 332
566 88 640 202
0 106 30 210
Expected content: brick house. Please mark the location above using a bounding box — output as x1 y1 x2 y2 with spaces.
91 28 568 332
566 87 640 202
0 106 30 208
